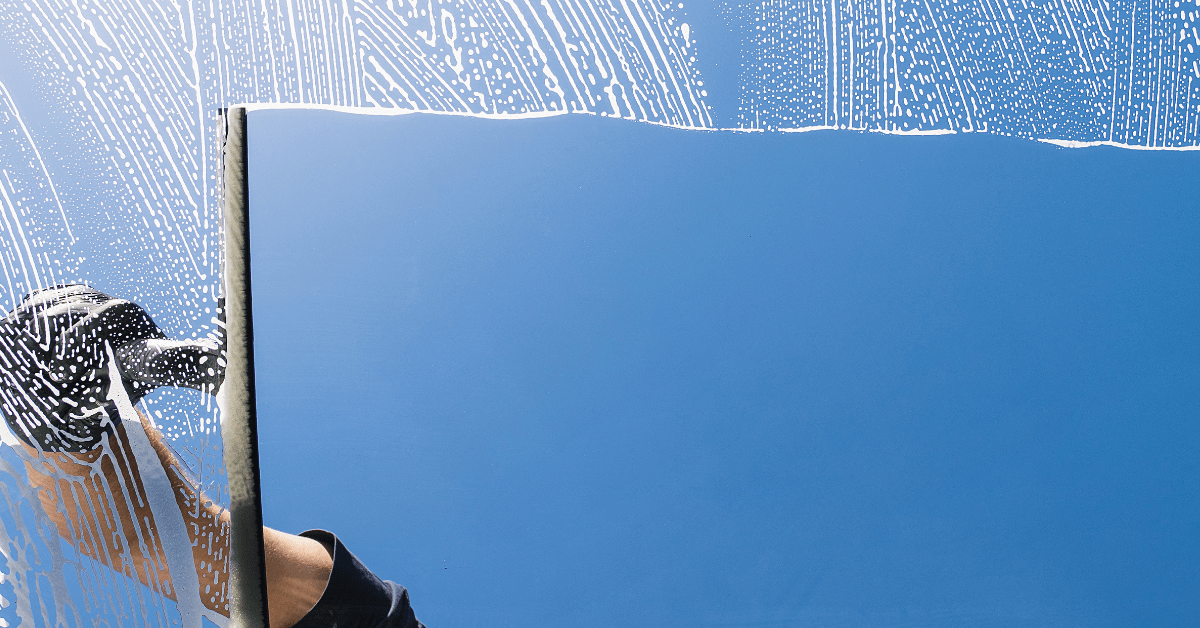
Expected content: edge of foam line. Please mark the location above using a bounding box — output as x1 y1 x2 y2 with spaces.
233 104 1200 150
1039 138 1200 151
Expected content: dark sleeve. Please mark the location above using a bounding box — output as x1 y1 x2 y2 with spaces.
290 530 426 628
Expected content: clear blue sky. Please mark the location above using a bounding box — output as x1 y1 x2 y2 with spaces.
249 110 1199 628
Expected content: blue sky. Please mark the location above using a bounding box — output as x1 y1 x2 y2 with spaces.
249 110 1199 628
0 0 1197 626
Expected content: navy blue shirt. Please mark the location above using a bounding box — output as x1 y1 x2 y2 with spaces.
291 530 425 628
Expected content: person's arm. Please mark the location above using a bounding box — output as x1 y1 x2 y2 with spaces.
142 412 337 627
21 410 334 627
20 422 176 600
264 528 335 628
2 285 335 628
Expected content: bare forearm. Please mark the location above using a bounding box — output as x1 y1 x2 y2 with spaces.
264 528 334 628
139 417 333 628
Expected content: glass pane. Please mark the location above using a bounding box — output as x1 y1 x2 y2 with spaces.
249 110 1200 628
1 0 1194 626
0 85 230 628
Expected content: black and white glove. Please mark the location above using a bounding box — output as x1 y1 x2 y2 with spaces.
0 285 223 452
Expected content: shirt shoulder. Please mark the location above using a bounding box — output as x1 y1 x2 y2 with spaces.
290 530 426 628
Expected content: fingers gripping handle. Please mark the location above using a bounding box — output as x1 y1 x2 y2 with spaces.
115 338 224 394
0 284 226 452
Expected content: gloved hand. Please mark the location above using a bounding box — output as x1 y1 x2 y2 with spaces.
0 285 223 452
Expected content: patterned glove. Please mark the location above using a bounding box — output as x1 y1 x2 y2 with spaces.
0 285 223 452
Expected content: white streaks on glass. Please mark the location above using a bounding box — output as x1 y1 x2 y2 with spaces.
736 0 1200 147
0 0 705 625
0 0 1191 623
0 85 72 311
